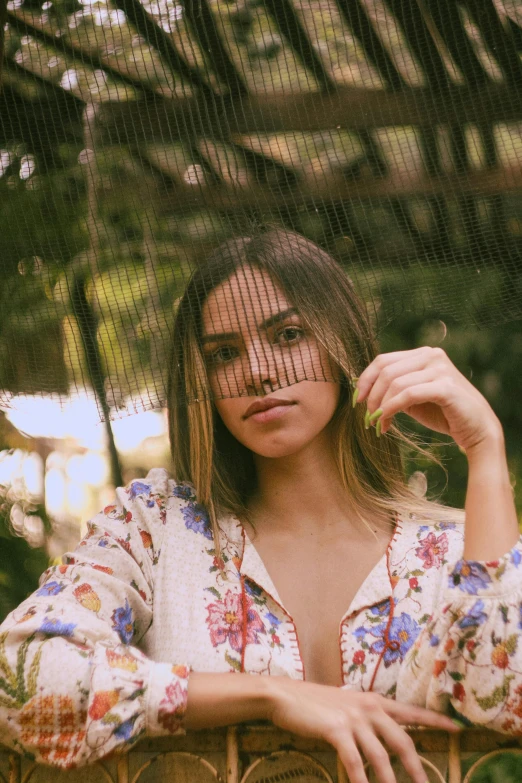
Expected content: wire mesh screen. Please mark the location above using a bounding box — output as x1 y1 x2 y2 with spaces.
1 0 522 414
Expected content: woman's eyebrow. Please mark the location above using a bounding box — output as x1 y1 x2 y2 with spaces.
262 307 299 330
201 307 299 345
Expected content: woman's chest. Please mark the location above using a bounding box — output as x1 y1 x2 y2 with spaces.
140 512 459 696
249 534 393 686
144 520 420 691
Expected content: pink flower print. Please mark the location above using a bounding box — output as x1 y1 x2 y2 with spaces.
415 531 448 569
158 680 186 734
206 590 265 653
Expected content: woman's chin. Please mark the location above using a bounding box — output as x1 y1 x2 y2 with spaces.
247 437 313 460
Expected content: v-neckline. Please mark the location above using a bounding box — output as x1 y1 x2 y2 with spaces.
235 516 402 625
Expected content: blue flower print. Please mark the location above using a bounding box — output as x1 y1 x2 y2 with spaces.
458 599 488 629
38 616 77 638
36 581 65 597
128 481 151 500
429 633 440 647
449 561 492 595
182 502 212 540
111 599 136 644
354 625 367 642
244 580 263 598
173 484 195 500
511 548 522 567
98 538 109 547
370 598 392 617
266 612 281 628
439 521 456 531
113 715 138 741
370 613 421 667
518 604 522 630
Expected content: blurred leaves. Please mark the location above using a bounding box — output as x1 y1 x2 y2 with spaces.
0 419 50 619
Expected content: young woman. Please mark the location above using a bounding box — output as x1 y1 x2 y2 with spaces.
0 229 520 783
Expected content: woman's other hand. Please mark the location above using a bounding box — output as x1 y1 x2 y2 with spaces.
355 346 502 451
269 678 458 783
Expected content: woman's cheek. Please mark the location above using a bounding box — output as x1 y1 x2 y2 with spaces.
214 398 249 440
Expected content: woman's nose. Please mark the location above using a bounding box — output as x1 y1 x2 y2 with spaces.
244 341 280 394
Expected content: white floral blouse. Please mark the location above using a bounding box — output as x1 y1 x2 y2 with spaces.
1 468 522 769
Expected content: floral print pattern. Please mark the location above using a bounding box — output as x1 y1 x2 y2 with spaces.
415 531 449 569
449 560 492 594
182 502 212 539
369 613 421 667
1 467 522 770
206 589 265 652
111 599 136 644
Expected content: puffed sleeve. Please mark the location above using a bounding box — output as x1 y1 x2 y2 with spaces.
397 535 522 732
0 469 189 768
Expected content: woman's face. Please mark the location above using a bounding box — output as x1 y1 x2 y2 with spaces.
201 265 341 459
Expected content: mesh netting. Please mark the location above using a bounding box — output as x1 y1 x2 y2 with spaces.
1 0 522 416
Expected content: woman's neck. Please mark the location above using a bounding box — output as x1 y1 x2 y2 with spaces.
248 431 359 538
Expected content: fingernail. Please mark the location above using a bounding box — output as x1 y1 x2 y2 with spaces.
352 388 359 408
368 408 383 422
364 410 371 429
376 419 382 438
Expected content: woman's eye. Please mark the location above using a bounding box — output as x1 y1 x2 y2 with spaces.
207 346 238 365
276 326 304 344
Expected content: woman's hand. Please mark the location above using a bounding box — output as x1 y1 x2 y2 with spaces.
356 346 519 561
355 346 502 451
269 678 458 783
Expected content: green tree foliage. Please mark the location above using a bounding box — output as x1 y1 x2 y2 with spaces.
0 499 49 621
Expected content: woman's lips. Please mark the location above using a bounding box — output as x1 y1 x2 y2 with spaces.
243 397 295 419
246 402 296 424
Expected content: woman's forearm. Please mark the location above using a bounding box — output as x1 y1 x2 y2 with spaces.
463 425 519 560
184 672 275 730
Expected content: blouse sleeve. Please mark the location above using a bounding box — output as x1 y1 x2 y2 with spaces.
0 470 189 769
398 535 522 732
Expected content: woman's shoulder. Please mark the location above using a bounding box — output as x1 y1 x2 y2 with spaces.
114 469 216 536
116 468 198 514
92 468 196 534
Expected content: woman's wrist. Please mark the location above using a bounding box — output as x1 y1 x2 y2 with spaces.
184 672 276 730
464 419 505 463
463 423 519 561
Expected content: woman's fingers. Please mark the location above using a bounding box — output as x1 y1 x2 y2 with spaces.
353 728 397 783
335 737 371 783
370 368 437 415
357 348 439 404
371 715 428 783
365 362 438 415
378 381 453 435
382 699 459 732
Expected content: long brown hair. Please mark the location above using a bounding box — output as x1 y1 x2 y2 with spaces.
167 228 462 542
